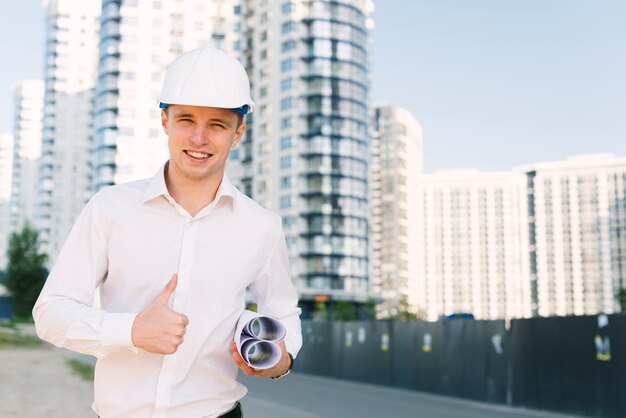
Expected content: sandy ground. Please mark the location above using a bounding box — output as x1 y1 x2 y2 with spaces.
0 344 97 418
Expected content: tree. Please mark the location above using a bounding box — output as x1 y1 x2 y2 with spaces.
333 300 357 321
4 223 48 319
391 295 425 321
312 301 328 321
360 298 378 320
617 288 626 312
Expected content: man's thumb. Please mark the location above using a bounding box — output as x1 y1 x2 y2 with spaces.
156 274 178 304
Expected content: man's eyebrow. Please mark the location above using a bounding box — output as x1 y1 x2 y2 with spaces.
210 118 233 127
174 113 195 119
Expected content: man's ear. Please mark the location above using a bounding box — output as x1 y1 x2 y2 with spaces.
231 122 246 148
161 109 169 135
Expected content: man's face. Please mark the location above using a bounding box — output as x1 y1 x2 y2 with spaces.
161 104 245 185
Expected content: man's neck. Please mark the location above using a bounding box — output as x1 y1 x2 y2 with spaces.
164 162 223 217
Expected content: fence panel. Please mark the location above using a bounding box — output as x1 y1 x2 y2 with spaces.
299 315 625 418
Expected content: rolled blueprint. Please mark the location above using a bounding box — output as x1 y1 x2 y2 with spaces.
235 310 286 369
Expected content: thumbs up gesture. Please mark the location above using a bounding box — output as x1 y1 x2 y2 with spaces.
131 274 189 354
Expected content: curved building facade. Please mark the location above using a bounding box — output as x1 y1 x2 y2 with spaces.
299 1 371 303
234 0 374 313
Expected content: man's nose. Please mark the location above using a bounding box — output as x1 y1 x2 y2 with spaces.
190 126 209 144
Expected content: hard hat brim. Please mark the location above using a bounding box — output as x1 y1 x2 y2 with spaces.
159 102 251 115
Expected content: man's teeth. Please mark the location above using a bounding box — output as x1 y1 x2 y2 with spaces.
187 151 210 159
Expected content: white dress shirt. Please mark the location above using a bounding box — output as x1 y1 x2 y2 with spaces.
33 165 302 418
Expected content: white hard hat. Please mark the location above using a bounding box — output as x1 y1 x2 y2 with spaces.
158 45 254 115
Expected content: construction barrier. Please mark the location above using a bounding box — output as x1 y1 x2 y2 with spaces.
297 315 625 418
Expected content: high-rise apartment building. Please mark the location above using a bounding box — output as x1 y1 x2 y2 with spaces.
422 169 531 320
93 0 239 191
0 133 13 270
369 105 422 318
10 80 44 233
520 154 626 316
231 0 374 314
37 0 101 262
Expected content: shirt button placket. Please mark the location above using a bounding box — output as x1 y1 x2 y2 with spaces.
153 220 197 415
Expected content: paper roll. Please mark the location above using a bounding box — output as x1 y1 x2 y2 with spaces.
234 310 286 369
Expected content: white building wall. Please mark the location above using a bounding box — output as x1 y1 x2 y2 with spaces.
519 154 626 316
0 133 14 269
10 80 44 234
38 0 101 263
369 105 422 318
422 170 530 320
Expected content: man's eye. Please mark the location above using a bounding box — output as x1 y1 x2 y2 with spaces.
212 124 225 129
180 119 193 123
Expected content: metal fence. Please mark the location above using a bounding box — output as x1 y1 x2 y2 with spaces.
296 315 625 418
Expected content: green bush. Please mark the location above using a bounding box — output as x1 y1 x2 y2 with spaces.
4 223 48 319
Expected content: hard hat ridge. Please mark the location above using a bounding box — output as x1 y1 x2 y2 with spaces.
158 45 254 114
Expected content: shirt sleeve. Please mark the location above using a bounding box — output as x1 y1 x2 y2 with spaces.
249 220 302 359
32 194 137 359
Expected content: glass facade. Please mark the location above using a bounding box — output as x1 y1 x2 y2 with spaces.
93 0 121 190
299 0 371 299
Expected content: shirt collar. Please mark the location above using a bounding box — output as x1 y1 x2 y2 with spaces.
142 163 237 209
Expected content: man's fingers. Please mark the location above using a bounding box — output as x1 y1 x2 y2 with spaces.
155 274 178 304
230 342 255 375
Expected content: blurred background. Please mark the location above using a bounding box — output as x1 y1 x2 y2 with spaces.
0 1 624 417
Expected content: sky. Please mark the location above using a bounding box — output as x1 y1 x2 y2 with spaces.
0 0 624 172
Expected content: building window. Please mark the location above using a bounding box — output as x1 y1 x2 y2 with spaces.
260 31 268 41
281 58 293 72
280 136 292 149
283 216 294 229
280 78 292 91
280 97 293 110
281 40 296 52
233 5 241 15
229 148 240 160
280 117 292 129
280 156 292 169
260 86 268 97
259 141 270 155
281 21 294 34
260 49 268 60
280 176 292 189
280 195 292 209
258 161 270 174
233 40 241 51
281 2 292 14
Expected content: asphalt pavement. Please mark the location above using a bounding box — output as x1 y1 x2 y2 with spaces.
239 373 590 418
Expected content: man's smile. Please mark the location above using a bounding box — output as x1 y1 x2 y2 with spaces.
185 150 213 160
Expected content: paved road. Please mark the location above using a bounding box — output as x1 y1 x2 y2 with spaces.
0 347 96 418
239 373 589 418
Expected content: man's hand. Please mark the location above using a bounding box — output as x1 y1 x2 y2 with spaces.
131 274 189 354
229 340 291 378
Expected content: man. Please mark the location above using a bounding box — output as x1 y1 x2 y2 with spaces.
33 46 302 418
